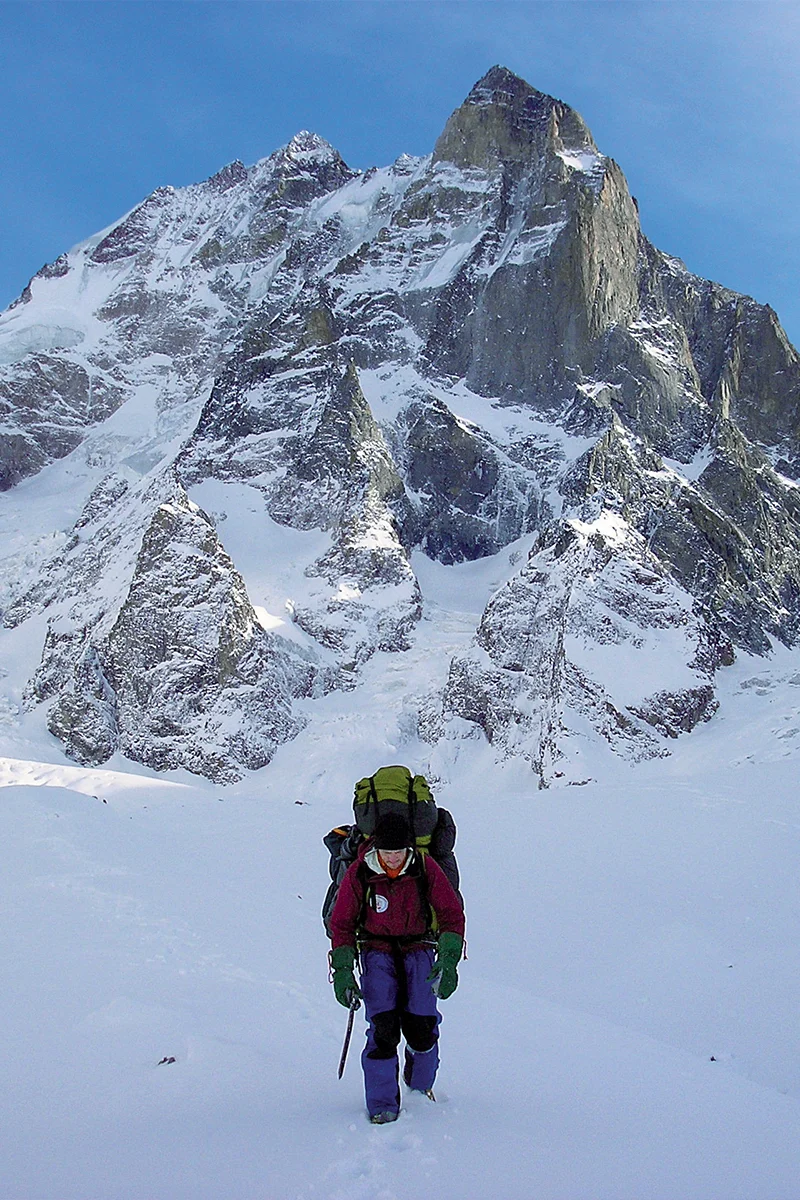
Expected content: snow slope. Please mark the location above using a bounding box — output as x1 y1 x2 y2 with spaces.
2 581 800 1199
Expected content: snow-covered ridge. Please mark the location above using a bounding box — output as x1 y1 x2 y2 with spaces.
2 64 800 788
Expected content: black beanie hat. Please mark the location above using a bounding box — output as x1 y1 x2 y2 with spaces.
373 813 412 850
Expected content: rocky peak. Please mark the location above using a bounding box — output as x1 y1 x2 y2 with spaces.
8 254 70 310
283 130 343 162
269 130 356 198
90 186 176 264
433 65 596 171
205 159 248 193
35 483 327 781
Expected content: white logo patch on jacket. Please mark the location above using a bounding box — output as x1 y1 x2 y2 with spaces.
375 894 389 913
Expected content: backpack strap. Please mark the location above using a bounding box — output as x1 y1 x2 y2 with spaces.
355 859 372 935
414 851 434 934
367 773 379 832
407 771 417 840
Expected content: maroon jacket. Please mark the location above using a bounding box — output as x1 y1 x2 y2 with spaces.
329 843 465 951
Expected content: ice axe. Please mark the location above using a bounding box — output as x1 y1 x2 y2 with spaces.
337 993 361 1079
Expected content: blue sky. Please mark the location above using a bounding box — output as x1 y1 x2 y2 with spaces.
2 1 799 346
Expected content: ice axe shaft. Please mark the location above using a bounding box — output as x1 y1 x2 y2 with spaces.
337 995 361 1079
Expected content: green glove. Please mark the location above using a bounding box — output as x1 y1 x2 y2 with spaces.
427 932 463 1001
330 945 362 1008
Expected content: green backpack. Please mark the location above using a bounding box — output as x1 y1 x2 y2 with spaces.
352 764 439 845
322 764 461 937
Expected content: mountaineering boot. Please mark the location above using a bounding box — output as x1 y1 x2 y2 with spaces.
370 1110 399 1124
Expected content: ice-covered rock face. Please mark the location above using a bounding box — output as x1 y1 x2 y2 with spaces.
440 512 730 784
29 486 328 782
3 65 800 783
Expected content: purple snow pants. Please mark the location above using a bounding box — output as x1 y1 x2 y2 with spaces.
359 945 441 1118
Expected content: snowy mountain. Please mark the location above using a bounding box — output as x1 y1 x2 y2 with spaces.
3 64 800 788
4 67 800 1199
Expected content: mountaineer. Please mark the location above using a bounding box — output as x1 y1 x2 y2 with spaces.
328 810 465 1124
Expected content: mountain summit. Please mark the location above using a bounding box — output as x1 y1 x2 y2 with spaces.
433 65 596 169
1 68 799 784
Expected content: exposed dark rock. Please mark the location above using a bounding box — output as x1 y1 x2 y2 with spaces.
433 66 595 172
8 255 70 310
205 160 248 193
400 397 544 562
74 472 131 529
629 685 718 738
37 254 70 281
0 357 125 490
91 188 176 264
47 644 119 766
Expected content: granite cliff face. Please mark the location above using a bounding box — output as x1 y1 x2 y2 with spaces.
2 66 799 784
